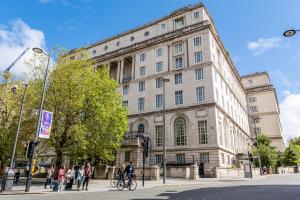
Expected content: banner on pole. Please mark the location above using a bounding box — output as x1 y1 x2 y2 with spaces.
39 110 53 139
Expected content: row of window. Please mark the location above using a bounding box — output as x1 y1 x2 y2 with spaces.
155 118 208 147
155 152 209 165
131 87 205 111
123 68 204 95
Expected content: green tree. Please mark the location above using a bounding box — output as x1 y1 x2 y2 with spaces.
280 138 300 166
41 50 127 177
253 134 278 169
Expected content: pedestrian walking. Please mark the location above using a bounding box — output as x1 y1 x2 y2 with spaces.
58 166 65 192
77 165 84 191
65 166 75 190
45 166 53 189
14 170 21 186
82 163 93 191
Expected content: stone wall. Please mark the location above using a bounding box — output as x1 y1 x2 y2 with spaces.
215 167 261 178
277 167 298 174
166 166 190 179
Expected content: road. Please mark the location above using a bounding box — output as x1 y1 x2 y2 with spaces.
1 174 300 200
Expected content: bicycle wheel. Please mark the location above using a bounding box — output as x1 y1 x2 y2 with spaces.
128 179 137 191
116 180 125 191
110 178 118 188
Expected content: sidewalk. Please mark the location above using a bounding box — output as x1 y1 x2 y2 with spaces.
0 176 265 195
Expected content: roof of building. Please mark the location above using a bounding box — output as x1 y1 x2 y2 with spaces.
241 71 269 79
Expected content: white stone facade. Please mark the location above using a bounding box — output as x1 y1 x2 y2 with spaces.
76 3 277 177
241 72 285 151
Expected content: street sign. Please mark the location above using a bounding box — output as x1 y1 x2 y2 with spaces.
38 110 53 139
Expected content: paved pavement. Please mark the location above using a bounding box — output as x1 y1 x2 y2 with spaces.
1 174 300 200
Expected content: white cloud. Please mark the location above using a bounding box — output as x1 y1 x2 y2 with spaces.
280 93 300 141
0 19 46 77
247 37 281 55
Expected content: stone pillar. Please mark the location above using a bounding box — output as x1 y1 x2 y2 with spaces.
185 38 189 68
120 59 124 83
150 166 160 181
107 166 116 180
117 61 121 83
131 55 135 81
190 164 199 180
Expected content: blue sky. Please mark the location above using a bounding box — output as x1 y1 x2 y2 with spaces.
1 0 300 140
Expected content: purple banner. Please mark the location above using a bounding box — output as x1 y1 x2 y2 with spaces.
39 110 53 139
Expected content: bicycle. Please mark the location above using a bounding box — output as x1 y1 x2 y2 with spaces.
110 175 120 188
116 174 137 191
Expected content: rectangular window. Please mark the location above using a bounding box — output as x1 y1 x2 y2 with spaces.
199 153 209 163
155 125 163 147
250 106 258 113
156 62 163 72
139 66 146 76
198 120 208 144
175 90 183 105
175 43 183 53
174 17 184 29
156 77 163 88
255 127 261 134
122 100 128 107
196 86 205 102
156 48 163 57
194 51 203 63
140 53 146 62
193 36 201 46
138 98 145 111
195 68 204 80
176 153 185 164
194 11 200 19
156 94 163 108
249 96 257 103
248 79 253 84
160 24 166 30
155 154 163 164
175 57 183 69
175 73 182 84
125 151 130 162
221 153 225 164
139 81 145 92
123 85 129 95
227 155 230 165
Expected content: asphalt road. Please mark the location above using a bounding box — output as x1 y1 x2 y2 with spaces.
1 174 300 200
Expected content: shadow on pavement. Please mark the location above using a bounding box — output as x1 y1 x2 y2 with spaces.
132 185 300 200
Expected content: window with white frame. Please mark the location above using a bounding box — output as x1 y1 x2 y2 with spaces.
175 73 182 84
123 85 129 95
249 106 258 113
198 121 208 144
174 17 184 29
176 153 185 164
195 68 204 80
155 125 163 147
199 153 209 163
156 94 163 108
122 100 128 107
196 86 205 102
138 98 145 111
139 66 146 76
139 81 145 92
156 62 163 72
194 11 200 19
175 90 183 105
175 43 183 53
156 48 163 57
155 154 163 164
175 57 183 69
249 96 257 103
156 77 163 88
193 36 201 46
140 53 146 62
194 51 203 63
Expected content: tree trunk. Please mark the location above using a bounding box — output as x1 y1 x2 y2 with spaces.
0 161 5 176
53 150 63 180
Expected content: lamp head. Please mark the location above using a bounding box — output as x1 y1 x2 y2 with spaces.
11 85 18 94
283 29 297 37
32 47 44 54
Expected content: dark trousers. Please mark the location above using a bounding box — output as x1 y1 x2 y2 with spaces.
65 178 74 190
82 176 89 189
45 178 51 189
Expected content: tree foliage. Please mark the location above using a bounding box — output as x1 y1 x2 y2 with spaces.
280 138 300 166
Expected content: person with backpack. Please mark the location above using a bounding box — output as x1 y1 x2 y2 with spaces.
125 161 134 186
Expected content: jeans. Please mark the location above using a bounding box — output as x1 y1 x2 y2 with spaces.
82 176 89 189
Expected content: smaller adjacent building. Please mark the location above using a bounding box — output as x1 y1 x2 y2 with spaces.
241 72 285 151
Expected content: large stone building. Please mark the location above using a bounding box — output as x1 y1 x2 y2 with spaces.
73 3 283 177
241 72 285 151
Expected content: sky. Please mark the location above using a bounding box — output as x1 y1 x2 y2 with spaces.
0 0 300 142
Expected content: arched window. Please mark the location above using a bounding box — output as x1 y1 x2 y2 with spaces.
138 123 145 133
174 117 186 146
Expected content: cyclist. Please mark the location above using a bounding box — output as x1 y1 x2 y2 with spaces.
125 161 134 186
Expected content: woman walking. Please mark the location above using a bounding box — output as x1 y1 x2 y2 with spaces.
58 166 65 192
77 165 84 191
65 166 75 190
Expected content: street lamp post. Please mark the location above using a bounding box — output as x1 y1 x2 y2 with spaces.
283 29 300 37
2 83 28 192
25 47 51 192
253 116 263 176
162 77 170 184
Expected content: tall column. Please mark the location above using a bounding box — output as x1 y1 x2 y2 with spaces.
120 59 124 83
167 44 171 72
117 61 121 83
131 55 136 81
185 38 189 68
